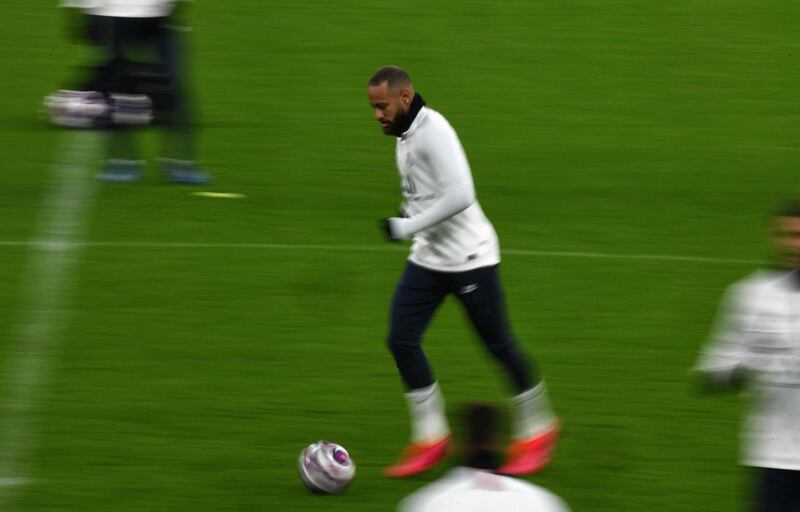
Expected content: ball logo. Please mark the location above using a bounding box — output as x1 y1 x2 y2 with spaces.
332 447 350 465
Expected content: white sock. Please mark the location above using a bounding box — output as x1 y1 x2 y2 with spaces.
405 381 450 444
512 381 558 440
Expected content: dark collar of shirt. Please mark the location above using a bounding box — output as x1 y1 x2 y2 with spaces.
761 265 800 290
397 93 426 137
769 267 800 289
792 269 800 290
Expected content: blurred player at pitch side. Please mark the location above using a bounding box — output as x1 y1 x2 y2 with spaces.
58 0 209 183
695 203 800 511
367 66 559 477
398 403 570 511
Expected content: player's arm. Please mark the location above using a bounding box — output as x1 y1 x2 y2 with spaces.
385 125 476 241
693 284 753 393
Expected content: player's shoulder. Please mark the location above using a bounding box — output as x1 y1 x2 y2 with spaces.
728 269 794 299
414 107 460 149
496 475 571 510
398 467 493 512
397 468 570 512
735 268 790 289
418 107 454 133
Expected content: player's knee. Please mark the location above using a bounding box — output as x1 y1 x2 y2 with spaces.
486 340 509 354
482 332 515 352
387 324 422 349
486 340 528 365
387 338 421 360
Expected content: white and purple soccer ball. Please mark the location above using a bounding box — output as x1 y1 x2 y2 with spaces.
44 90 153 128
298 441 355 494
43 90 110 128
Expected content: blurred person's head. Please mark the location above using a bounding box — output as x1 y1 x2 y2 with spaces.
367 66 415 136
462 402 503 470
772 202 800 269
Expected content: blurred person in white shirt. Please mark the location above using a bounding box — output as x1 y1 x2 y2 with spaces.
398 402 570 512
695 202 800 511
57 0 209 183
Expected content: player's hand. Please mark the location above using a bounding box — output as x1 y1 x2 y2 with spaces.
379 217 402 242
695 367 749 394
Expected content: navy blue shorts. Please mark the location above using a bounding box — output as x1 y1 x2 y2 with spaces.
388 262 514 351
753 467 800 512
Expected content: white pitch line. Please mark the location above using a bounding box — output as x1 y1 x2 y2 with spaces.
0 478 29 488
0 131 99 507
503 248 762 266
0 240 763 265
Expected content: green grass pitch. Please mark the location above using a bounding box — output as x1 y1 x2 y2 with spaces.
0 1 798 510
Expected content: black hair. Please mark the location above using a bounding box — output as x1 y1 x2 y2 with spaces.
465 402 497 446
463 402 502 470
775 201 800 219
368 66 412 90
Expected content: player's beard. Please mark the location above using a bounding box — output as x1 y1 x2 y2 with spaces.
384 109 408 136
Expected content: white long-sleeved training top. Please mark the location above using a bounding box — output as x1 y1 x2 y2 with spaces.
60 0 181 17
695 269 800 471
391 105 500 272
397 467 571 512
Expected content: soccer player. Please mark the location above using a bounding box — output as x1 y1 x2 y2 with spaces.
694 203 800 512
397 403 571 512
59 0 209 184
367 66 559 477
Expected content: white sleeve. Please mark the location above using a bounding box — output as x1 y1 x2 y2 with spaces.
396 474 459 512
60 0 104 8
543 493 573 512
392 121 476 240
694 283 753 382
396 495 420 512
396 486 439 512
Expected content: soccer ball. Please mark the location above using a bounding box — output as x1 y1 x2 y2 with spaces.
43 90 110 128
298 441 355 494
44 90 153 128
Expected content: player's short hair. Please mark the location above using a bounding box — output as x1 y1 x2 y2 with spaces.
462 402 502 470
775 201 800 219
464 402 498 448
368 66 412 91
